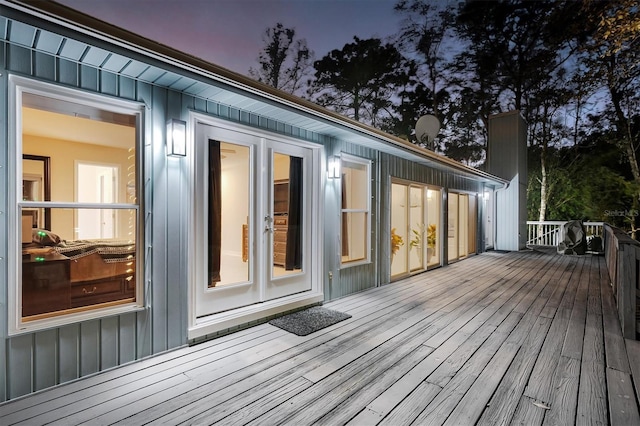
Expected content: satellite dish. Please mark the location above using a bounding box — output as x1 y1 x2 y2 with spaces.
415 115 440 147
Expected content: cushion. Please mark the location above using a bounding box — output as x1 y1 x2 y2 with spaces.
32 229 61 246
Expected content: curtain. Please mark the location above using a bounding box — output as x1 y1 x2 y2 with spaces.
285 156 303 270
208 140 222 285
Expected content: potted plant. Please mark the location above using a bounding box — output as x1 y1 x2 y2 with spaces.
409 223 425 251
426 223 436 260
390 227 404 263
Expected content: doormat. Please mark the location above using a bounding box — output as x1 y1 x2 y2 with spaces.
269 306 352 336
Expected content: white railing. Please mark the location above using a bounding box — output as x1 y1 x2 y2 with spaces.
526 221 604 247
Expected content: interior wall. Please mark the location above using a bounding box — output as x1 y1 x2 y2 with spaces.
22 135 133 240
221 146 250 257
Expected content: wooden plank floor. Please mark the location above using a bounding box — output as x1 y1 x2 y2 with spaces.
1 250 639 425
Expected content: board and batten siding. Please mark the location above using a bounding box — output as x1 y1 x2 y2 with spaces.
0 41 173 400
0 14 499 401
0 34 344 400
324 142 380 300
378 153 485 284
0 39 313 401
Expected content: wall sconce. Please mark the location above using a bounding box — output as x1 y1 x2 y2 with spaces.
166 118 187 157
327 155 341 179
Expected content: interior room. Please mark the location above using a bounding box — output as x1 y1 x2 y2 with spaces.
391 182 442 279
19 93 138 319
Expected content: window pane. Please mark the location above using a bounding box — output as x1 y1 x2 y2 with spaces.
340 156 370 266
342 161 368 210
21 207 136 318
341 212 368 263
22 94 136 204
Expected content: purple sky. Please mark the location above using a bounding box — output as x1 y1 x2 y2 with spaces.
56 0 403 75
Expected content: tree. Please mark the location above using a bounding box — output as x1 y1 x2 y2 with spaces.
308 37 414 126
577 0 640 236
456 0 581 222
381 81 436 145
249 23 314 96
394 0 454 121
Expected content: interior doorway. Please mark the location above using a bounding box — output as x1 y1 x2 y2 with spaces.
76 162 118 239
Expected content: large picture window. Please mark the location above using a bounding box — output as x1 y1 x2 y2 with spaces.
340 154 371 266
9 76 143 334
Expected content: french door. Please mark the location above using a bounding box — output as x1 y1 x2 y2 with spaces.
194 124 313 318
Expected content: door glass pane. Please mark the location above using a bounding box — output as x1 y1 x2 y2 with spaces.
448 193 459 261
459 194 469 258
409 186 424 271
208 141 250 287
391 183 408 277
272 153 303 277
426 188 441 267
469 195 477 254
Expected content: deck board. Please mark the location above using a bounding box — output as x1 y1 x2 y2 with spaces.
0 250 638 426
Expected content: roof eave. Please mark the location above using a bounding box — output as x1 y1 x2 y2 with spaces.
6 0 507 187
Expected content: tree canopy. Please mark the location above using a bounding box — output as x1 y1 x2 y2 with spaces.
248 0 640 236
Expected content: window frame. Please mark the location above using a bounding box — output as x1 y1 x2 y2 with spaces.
8 75 145 336
339 153 372 268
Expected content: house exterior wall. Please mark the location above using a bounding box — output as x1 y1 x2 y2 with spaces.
0 5 503 402
0 40 338 399
379 153 485 283
487 111 528 251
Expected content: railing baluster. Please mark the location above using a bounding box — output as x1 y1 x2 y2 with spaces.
526 221 604 248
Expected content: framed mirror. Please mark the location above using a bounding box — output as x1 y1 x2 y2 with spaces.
22 154 51 230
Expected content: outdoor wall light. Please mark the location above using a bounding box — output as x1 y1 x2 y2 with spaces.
327 155 341 179
166 118 187 157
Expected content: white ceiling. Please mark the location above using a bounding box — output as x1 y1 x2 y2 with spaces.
22 107 135 149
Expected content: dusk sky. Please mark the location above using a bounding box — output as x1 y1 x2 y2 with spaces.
56 0 404 76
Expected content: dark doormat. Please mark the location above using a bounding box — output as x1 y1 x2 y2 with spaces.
268 306 352 336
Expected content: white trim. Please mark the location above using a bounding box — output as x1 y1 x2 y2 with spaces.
339 153 372 269
7 75 146 336
187 112 324 340
188 291 324 340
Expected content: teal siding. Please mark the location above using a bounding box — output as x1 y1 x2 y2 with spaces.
0 10 497 402
379 153 484 284
0 32 335 401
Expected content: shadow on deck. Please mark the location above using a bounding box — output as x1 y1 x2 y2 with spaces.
0 250 638 425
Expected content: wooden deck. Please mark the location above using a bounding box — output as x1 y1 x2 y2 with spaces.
1 250 639 425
